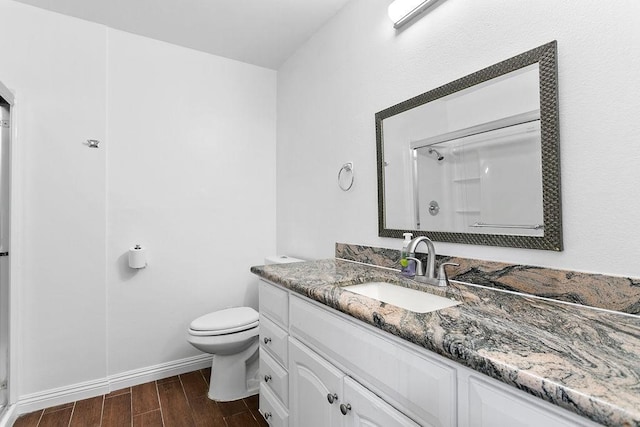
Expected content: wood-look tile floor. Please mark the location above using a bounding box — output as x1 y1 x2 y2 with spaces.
13 368 269 427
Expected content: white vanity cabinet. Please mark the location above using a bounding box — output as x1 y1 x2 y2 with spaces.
289 294 456 427
258 279 601 427
258 281 290 427
289 337 419 427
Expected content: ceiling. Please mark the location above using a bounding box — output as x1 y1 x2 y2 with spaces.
12 0 352 69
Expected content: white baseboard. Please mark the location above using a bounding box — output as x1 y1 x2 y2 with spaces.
16 377 110 416
15 354 212 416
0 404 18 427
108 354 212 391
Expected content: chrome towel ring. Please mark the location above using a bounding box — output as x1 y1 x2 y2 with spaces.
338 162 354 191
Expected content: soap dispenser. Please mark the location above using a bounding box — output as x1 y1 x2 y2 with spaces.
400 233 415 277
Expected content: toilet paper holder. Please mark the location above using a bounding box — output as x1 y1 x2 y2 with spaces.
128 244 147 269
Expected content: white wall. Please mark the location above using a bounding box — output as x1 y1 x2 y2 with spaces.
276 0 640 278
0 0 108 396
106 29 277 375
0 0 276 398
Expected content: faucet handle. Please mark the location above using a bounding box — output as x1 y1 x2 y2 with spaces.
437 262 459 287
405 256 423 276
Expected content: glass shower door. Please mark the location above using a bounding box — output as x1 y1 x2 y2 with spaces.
0 95 11 412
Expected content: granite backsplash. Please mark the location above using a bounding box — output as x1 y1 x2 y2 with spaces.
335 242 640 315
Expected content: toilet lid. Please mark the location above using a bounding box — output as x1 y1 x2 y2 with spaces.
190 307 259 334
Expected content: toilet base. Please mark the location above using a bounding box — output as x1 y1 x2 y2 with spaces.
207 342 259 402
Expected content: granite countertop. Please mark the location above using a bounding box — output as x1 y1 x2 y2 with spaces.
251 259 640 427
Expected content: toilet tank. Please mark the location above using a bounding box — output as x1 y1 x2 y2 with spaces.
264 255 305 265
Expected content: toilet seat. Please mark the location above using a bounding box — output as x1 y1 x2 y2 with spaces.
189 307 259 336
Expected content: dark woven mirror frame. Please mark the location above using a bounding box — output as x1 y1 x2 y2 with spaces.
375 41 562 251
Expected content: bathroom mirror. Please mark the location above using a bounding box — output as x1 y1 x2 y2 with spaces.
376 41 562 250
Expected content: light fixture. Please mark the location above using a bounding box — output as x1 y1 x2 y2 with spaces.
388 0 440 29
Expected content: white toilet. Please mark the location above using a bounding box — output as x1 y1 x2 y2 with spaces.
187 306 260 401
187 255 303 401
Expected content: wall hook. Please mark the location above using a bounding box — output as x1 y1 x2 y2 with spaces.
86 139 101 148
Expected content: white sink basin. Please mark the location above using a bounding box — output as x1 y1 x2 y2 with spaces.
344 282 461 313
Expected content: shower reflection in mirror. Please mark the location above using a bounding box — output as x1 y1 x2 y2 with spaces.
409 111 543 236
383 63 544 237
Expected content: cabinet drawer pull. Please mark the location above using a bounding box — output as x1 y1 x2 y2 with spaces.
327 393 338 404
263 337 272 344
340 403 352 415
263 411 272 420
264 374 272 382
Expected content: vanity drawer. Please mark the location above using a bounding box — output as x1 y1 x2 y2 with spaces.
290 295 456 427
260 349 289 407
259 280 289 328
260 314 288 367
260 383 289 427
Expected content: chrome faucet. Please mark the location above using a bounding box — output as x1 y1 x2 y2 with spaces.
405 236 437 286
405 236 459 287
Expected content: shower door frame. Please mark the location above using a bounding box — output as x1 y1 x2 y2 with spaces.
0 79 20 423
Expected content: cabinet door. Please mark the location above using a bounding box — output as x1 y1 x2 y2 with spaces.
289 338 343 427
466 376 590 427
341 377 420 427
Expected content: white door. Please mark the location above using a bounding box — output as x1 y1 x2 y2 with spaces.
289 338 343 427
341 377 420 427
